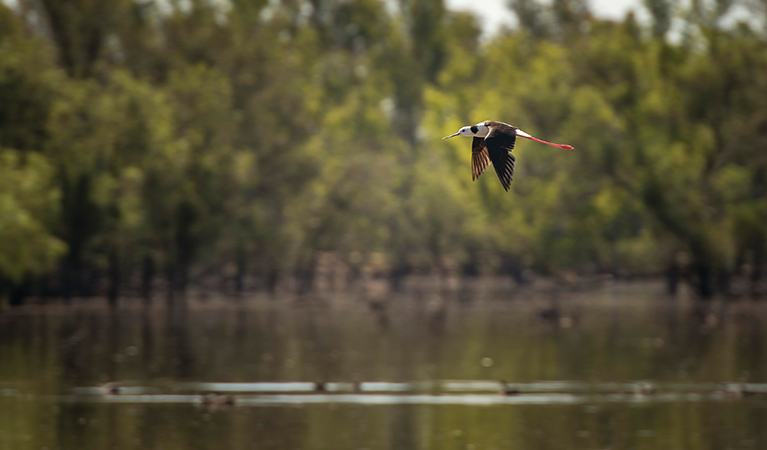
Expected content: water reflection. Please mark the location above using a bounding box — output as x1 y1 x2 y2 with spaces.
64 380 767 396
48 390 758 406
1 293 767 449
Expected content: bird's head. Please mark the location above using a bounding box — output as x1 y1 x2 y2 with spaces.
442 123 487 139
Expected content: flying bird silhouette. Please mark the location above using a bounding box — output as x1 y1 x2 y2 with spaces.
443 120 574 191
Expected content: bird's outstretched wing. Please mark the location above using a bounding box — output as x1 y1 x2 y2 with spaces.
484 123 517 191
471 137 491 181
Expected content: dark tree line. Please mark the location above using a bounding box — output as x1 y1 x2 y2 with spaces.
1 0 767 304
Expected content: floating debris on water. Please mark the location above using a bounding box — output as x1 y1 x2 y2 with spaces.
102 382 121 395
499 380 520 396
634 382 656 396
198 392 236 408
31 380 761 406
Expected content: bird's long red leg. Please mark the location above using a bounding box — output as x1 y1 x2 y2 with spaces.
516 130 574 150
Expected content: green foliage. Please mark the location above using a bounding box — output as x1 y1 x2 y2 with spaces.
0 150 66 282
1 0 767 299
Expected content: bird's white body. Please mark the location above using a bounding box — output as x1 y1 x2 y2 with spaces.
447 121 539 140
442 120 574 191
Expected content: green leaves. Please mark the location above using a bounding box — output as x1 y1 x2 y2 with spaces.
0 150 66 283
2 0 767 299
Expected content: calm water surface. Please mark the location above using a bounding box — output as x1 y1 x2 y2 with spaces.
2 288 767 450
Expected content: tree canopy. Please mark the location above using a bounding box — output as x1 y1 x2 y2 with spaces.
1 0 766 303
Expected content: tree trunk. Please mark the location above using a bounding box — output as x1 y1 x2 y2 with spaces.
751 235 765 298
694 261 714 299
60 173 96 300
234 248 246 295
265 268 279 295
172 202 196 300
107 245 119 307
141 254 155 305
666 259 681 296
1 277 26 306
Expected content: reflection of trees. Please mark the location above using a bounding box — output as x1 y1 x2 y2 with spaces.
165 303 193 378
299 306 338 383
389 405 418 450
8 297 767 449
106 309 120 381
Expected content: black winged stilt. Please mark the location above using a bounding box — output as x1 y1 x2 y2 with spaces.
443 120 574 191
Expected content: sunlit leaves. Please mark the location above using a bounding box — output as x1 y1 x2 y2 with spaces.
0 150 66 282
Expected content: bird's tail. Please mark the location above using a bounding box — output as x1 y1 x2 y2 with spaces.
516 129 574 150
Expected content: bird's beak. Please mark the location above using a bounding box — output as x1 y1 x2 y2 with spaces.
442 133 459 140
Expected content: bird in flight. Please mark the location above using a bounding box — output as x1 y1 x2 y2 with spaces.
443 120 574 191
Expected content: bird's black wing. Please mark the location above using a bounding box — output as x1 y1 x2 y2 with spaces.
484 125 517 191
471 137 491 181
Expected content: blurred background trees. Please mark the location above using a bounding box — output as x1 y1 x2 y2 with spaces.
1 0 766 303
